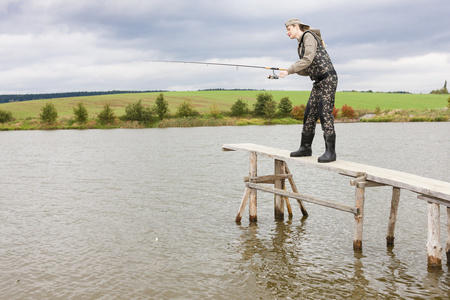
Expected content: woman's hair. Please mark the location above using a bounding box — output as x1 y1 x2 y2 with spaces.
298 24 326 47
299 24 310 32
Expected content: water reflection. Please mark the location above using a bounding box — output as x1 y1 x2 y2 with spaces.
232 214 450 299
234 219 308 298
232 218 382 299
350 251 370 299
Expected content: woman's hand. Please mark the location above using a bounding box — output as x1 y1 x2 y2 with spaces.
278 70 288 78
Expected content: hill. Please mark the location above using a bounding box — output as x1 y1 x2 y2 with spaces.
0 90 448 120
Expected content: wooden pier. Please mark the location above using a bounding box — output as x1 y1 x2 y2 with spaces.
222 143 450 268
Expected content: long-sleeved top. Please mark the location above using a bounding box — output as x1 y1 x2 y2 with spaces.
287 30 321 76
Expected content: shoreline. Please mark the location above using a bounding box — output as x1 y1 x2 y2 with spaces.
1 115 448 131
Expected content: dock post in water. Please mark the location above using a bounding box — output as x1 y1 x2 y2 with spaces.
386 187 401 246
447 207 450 265
427 202 442 268
353 174 366 250
249 151 258 223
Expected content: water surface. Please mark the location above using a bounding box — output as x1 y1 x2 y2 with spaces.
1 123 449 299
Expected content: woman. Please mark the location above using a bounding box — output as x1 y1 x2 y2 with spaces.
279 18 338 163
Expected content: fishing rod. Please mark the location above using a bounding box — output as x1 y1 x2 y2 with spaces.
147 60 286 79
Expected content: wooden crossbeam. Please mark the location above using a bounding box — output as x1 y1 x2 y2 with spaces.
243 174 292 184
246 182 358 215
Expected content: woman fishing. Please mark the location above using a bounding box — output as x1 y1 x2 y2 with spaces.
279 18 338 163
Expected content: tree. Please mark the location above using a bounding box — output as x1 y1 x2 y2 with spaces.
40 102 58 123
430 80 449 94
176 100 199 118
0 109 13 123
291 104 306 120
124 100 155 125
73 102 88 123
209 103 220 119
341 104 355 119
230 99 249 116
254 92 273 116
332 106 340 118
154 93 169 120
97 104 116 124
278 97 293 114
264 98 277 119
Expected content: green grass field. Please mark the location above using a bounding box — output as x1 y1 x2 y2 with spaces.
0 90 448 120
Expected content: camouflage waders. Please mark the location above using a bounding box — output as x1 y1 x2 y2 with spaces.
298 31 338 136
290 30 338 162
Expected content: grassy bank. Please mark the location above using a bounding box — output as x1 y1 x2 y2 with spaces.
0 90 449 130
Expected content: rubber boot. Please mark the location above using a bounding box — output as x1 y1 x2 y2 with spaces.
290 133 314 157
318 133 336 163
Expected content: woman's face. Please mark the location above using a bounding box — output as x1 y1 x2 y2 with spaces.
286 25 302 40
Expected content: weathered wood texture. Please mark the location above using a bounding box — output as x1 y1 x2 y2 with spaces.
419 195 450 267
223 143 450 202
427 202 442 267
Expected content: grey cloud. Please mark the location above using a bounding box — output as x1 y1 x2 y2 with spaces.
0 0 449 93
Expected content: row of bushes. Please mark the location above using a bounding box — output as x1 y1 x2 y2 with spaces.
3 92 448 126
230 92 357 119
0 92 358 125
1 94 170 125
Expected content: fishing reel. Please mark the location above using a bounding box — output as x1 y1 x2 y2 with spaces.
267 70 279 80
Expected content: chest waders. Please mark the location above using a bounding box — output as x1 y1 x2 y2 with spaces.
290 31 338 163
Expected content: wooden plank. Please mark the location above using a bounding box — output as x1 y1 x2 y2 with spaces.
418 195 450 207
223 143 450 202
223 143 364 177
246 182 358 215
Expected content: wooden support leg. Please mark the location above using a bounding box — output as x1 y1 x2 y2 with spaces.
281 161 293 219
235 187 251 223
249 152 257 223
274 159 285 220
353 178 365 250
427 202 442 268
447 207 450 265
386 187 401 247
284 164 308 217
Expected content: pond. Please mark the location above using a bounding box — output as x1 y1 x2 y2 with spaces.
1 122 449 299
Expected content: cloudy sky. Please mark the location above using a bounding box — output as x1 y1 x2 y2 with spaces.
1 0 449 94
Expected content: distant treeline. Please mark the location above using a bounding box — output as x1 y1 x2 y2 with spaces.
0 90 167 104
198 88 261 91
